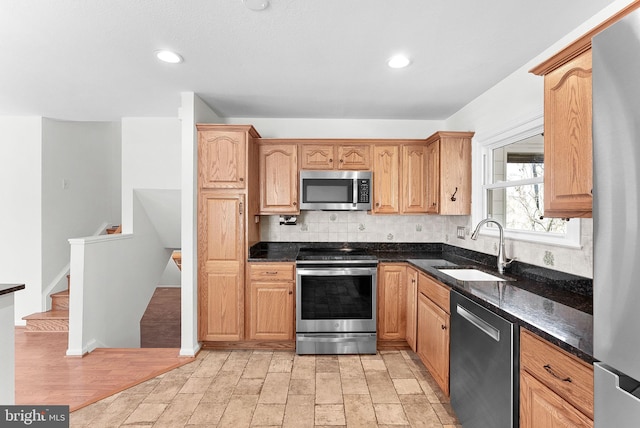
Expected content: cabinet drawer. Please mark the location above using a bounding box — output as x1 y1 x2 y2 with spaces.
520 328 593 419
249 263 295 281
418 273 450 313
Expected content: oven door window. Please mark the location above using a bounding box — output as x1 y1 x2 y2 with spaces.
300 275 372 320
303 179 353 203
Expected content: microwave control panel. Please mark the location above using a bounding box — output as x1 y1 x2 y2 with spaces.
357 179 370 203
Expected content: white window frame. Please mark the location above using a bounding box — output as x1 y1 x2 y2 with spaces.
472 112 581 249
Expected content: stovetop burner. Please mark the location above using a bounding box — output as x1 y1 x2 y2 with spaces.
296 247 378 263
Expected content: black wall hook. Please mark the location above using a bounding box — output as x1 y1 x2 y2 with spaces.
450 187 458 202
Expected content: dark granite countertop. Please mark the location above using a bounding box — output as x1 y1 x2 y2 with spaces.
248 242 594 362
0 283 25 296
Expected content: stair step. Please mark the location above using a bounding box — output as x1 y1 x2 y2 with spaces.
51 289 69 310
106 225 122 234
23 310 69 332
171 250 182 271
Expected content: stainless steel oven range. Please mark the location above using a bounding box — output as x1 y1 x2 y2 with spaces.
295 248 378 354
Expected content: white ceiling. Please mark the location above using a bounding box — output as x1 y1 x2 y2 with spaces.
0 0 613 122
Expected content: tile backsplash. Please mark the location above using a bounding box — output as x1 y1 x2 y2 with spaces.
260 212 593 278
260 211 447 243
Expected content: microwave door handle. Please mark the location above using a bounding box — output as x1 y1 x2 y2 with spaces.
353 180 358 207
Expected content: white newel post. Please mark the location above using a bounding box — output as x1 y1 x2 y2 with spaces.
0 284 25 404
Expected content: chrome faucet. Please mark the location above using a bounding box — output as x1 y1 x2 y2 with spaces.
470 219 514 274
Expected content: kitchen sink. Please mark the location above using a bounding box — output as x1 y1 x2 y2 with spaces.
437 268 507 282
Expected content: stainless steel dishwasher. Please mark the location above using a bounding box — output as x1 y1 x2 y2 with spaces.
450 290 519 428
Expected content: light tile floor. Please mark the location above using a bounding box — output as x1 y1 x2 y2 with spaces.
70 349 461 427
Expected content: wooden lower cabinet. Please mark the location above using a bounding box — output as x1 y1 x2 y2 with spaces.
520 328 594 427
417 291 450 396
520 370 593 428
405 266 418 351
377 264 407 340
247 263 295 341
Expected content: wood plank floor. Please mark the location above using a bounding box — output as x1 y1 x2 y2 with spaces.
14 327 195 412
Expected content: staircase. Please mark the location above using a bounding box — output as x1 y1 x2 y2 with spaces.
23 276 70 332
23 225 121 332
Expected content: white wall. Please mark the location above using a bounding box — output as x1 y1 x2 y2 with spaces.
121 117 181 233
0 117 43 323
180 92 221 357
41 119 121 303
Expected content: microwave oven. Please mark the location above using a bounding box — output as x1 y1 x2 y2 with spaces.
299 170 372 211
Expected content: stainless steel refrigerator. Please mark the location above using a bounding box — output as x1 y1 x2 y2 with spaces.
593 8 640 426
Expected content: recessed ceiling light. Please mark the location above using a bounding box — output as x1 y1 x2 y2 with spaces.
242 0 269 11
155 50 183 64
387 54 411 69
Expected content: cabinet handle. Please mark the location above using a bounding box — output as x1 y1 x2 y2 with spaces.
441 325 447 330
288 290 293 295
239 177 244 182
239 202 243 215
264 271 278 275
543 364 572 383
329 158 333 163
339 159 344 163
412 279 416 284
293 201 297 206
376 202 380 207
450 187 458 202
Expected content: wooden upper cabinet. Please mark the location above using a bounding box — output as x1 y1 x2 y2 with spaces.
197 125 259 189
424 132 473 215
337 145 370 170
425 140 440 214
300 143 370 170
403 145 428 213
373 145 400 214
300 144 336 169
528 2 640 217
538 50 593 218
259 143 299 214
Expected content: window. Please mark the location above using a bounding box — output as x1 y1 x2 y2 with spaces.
475 117 581 248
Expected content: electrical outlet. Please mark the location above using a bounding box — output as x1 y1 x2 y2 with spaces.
457 226 466 239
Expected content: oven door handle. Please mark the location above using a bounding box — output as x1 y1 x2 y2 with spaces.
296 267 377 276
297 334 376 343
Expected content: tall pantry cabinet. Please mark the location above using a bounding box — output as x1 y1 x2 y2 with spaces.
197 124 261 342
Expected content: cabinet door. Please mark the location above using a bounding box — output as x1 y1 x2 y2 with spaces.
300 144 336 169
198 130 246 189
373 145 400 214
417 292 450 396
439 136 471 215
378 264 407 340
337 145 371 170
402 145 428 213
198 193 244 341
249 282 294 340
405 267 418 352
544 49 593 218
520 370 593 428
425 140 440 214
259 144 299 214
